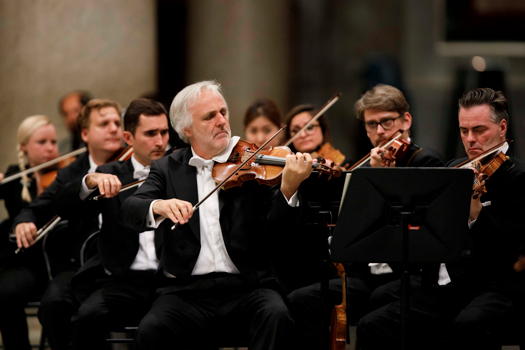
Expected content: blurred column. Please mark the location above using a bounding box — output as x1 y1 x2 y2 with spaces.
0 0 156 168
186 0 291 135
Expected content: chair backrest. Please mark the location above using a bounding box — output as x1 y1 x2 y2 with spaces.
80 230 100 266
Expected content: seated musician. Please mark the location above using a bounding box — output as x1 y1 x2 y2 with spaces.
13 99 124 350
53 98 170 350
357 88 525 350
243 97 284 148
0 115 59 350
121 80 312 350
285 104 346 166
286 85 443 350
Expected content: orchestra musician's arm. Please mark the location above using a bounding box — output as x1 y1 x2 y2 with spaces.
12 156 87 248
123 151 312 232
468 161 525 268
122 159 169 232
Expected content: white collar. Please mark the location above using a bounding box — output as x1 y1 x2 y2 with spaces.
131 155 150 180
190 136 240 165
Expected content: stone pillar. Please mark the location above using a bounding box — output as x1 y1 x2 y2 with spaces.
0 0 156 168
186 0 290 135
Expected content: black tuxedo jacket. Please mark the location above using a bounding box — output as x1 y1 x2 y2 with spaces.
1 165 39 265
122 147 297 285
56 158 142 276
446 156 525 294
13 153 99 273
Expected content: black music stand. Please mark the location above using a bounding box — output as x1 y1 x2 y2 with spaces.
331 167 472 350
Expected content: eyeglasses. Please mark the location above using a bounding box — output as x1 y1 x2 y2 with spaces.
364 115 403 131
290 123 320 137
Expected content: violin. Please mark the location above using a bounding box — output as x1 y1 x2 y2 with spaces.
345 130 407 172
330 262 348 350
37 154 79 193
212 140 341 190
379 138 410 167
312 143 347 168
471 151 508 199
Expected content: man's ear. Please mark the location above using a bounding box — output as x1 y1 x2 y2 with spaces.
499 119 507 139
183 127 192 140
81 128 89 143
402 112 413 130
123 131 133 146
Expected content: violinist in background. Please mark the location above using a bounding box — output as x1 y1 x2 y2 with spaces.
0 115 59 350
282 104 349 350
358 88 525 350
13 98 124 350
285 104 347 166
357 84 443 168
121 81 312 350
243 98 284 148
58 90 93 152
287 85 443 350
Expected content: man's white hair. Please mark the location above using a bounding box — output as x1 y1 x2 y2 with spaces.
169 80 224 143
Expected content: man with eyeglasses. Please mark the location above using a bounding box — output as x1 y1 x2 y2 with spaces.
355 84 443 168
343 84 445 317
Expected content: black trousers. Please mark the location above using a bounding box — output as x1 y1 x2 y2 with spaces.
286 272 397 350
0 264 45 350
137 273 294 350
357 277 514 350
72 270 158 350
38 270 78 350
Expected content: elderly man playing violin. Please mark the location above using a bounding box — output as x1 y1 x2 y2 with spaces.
357 88 525 350
121 80 312 350
12 98 124 350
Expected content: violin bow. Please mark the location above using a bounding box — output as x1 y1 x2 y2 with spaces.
1 147 87 186
90 179 145 201
456 140 510 168
14 215 62 254
170 127 286 231
284 93 341 147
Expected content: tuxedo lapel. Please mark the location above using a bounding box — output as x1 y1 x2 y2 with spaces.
169 149 200 240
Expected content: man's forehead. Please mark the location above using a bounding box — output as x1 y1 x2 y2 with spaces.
138 114 168 128
364 109 398 120
459 105 493 123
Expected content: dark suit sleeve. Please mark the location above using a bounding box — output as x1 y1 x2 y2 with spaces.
12 159 86 228
12 171 63 228
54 168 106 220
121 159 166 232
469 163 525 270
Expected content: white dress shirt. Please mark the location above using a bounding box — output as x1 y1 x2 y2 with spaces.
188 136 241 275
128 156 158 271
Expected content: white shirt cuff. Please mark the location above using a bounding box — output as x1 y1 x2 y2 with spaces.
79 174 97 200
147 200 166 228
282 191 299 207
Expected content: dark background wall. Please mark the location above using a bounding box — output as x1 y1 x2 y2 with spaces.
1 0 524 205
